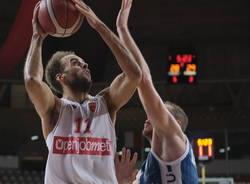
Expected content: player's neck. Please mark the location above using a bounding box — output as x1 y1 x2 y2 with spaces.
146 136 152 145
63 90 89 104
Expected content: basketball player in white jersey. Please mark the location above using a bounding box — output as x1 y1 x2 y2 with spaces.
115 0 199 183
24 1 142 183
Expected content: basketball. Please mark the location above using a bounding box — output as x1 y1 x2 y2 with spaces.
38 0 84 37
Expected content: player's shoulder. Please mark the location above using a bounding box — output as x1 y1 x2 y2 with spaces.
54 96 61 112
96 87 112 105
96 87 109 98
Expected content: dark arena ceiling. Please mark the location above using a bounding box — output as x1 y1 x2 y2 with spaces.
0 0 250 131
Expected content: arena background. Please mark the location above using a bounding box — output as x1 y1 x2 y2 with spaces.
0 0 250 183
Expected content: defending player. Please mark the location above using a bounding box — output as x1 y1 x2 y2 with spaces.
115 0 199 183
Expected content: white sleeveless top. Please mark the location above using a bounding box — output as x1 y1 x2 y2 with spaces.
139 136 198 184
45 95 118 184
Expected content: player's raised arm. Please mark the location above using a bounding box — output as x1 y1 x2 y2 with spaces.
114 1 198 183
72 0 142 123
24 2 59 139
116 0 184 138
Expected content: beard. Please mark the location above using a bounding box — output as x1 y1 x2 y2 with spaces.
66 72 92 93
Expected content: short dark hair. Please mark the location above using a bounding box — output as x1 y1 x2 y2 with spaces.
164 101 188 132
45 51 75 94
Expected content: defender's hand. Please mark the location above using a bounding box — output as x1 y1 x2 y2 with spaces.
32 2 47 39
72 0 103 30
116 0 133 29
115 148 138 184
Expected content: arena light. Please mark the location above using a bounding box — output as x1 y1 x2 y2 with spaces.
144 147 151 152
219 147 230 154
30 135 39 141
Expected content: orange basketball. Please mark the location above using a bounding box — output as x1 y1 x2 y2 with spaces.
38 0 84 37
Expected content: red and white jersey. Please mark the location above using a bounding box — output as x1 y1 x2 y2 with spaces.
45 95 118 184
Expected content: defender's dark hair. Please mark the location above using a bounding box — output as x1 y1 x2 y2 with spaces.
164 101 188 132
45 51 75 94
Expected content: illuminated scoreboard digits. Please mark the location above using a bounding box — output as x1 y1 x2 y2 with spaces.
195 138 214 161
167 48 197 84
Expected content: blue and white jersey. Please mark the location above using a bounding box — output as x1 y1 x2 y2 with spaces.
139 137 198 184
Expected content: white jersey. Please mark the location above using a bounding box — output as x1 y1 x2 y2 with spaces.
139 136 198 184
45 95 118 184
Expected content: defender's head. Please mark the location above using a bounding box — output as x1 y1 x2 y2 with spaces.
45 51 92 95
143 101 188 141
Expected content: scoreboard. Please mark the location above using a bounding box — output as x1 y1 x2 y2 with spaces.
195 138 214 161
167 48 197 84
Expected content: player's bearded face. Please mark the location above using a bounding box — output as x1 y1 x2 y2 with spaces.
143 120 153 140
61 55 92 93
65 71 92 93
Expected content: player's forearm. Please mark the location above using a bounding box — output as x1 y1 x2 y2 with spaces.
118 27 170 131
95 23 141 80
117 27 152 83
24 35 44 81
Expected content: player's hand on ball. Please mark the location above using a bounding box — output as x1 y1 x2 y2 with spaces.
116 0 133 29
72 0 103 30
32 2 47 39
115 147 138 184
